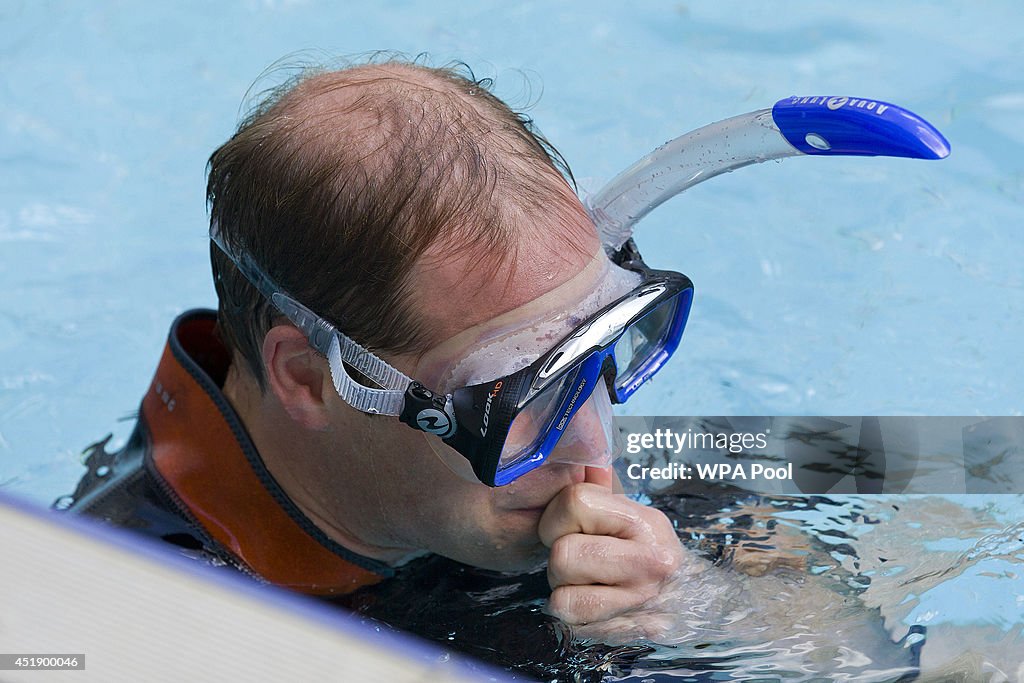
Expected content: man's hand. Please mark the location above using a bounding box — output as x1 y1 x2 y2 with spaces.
538 467 686 629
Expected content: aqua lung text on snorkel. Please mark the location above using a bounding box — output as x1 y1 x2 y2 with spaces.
787 95 892 115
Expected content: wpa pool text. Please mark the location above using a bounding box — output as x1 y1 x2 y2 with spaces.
626 462 793 481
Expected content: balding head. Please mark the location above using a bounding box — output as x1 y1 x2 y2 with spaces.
208 60 593 388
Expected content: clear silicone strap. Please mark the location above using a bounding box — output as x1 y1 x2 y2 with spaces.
588 96 950 250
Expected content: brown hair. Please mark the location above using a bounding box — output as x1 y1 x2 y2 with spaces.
207 57 588 389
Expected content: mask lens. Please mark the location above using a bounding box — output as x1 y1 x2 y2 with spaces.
612 295 680 389
497 368 580 473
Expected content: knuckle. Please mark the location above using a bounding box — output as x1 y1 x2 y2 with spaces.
630 580 661 607
547 587 574 621
549 535 577 575
639 503 672 529
634 544 681 584
619 499 664 540
623 514 649 539
550 587 600 624
546 563 560 590
564 483 591 514
653 544 683 573
639 505 679 541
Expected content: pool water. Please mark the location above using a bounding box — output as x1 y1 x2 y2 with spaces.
3 2 1023 680
338 489 1024 681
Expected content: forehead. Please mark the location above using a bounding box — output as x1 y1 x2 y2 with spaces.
408 194 601 346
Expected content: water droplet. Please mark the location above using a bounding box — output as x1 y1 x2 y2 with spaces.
95 465 110 477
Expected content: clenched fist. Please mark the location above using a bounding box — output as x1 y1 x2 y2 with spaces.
539 467 689 631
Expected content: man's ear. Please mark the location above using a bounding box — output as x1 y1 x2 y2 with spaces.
262 325 330 430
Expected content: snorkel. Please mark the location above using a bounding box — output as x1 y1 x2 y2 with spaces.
586 96 950 250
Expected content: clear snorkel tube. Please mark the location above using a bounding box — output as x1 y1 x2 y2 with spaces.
586 95 950 250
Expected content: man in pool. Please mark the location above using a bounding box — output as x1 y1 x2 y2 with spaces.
61 58 690 632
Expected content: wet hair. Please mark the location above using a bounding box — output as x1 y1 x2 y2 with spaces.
207 55 589 389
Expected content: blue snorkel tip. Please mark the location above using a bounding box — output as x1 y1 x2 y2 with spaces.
771 96 950 160
589 93 951 249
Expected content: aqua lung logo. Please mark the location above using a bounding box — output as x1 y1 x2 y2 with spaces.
556 378 588 431
480 381 503 437
417 408 456 438
789 96 890 116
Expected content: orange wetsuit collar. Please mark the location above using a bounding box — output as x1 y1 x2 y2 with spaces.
142 309 392 595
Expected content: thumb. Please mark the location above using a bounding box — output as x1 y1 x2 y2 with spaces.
584 465 614 489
